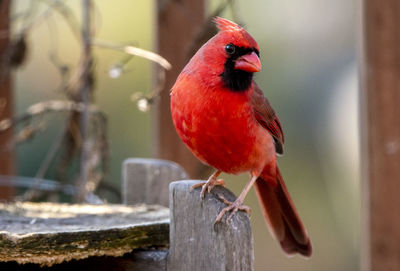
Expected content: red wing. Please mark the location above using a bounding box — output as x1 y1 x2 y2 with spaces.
251 83 284 154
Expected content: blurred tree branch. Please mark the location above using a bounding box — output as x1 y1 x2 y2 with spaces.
75 0 93 202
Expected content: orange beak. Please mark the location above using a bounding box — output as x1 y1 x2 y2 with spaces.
234 51 261 73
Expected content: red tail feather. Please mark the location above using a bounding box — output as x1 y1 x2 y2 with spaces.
254 167 312 257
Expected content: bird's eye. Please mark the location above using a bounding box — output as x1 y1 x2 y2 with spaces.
225 44 235 55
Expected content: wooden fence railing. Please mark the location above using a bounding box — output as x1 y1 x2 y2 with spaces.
0 158 253 270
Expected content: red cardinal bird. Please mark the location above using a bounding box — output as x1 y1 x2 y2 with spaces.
170 17 312 257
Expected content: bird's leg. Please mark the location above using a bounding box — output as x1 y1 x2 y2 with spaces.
190 170 225 199
215 174 258 224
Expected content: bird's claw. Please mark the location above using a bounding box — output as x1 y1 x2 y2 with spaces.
190 182 205 191
214 194 251 226
190 177 225 199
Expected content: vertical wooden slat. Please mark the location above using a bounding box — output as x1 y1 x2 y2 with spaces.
0 0 15 200
362 0 400 270
122 158 188 207
155 0 206 178
168 180 254 271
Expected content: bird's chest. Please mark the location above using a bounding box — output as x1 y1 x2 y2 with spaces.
196 95 256 146
172 87 271 173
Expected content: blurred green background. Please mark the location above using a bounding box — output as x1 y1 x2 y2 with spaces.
11 0 359 270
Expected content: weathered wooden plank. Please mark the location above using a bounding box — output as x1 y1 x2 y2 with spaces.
123 158 188 207
362 0 400 270
0 202 169 266
168 180 254 271
0 250 168 271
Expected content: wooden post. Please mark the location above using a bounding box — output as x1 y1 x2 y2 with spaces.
0 160 254 270
155 0 207 178
0 0 15 200
122 158 188 207
362 0 400 270
168 181 254 271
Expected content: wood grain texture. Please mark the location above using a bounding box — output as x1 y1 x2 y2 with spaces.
122 158 188 207
155 0 208 178
0 202 169 266
168 180 254 271
362 0 400 270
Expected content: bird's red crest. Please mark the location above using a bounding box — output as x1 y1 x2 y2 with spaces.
214 17 243 32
